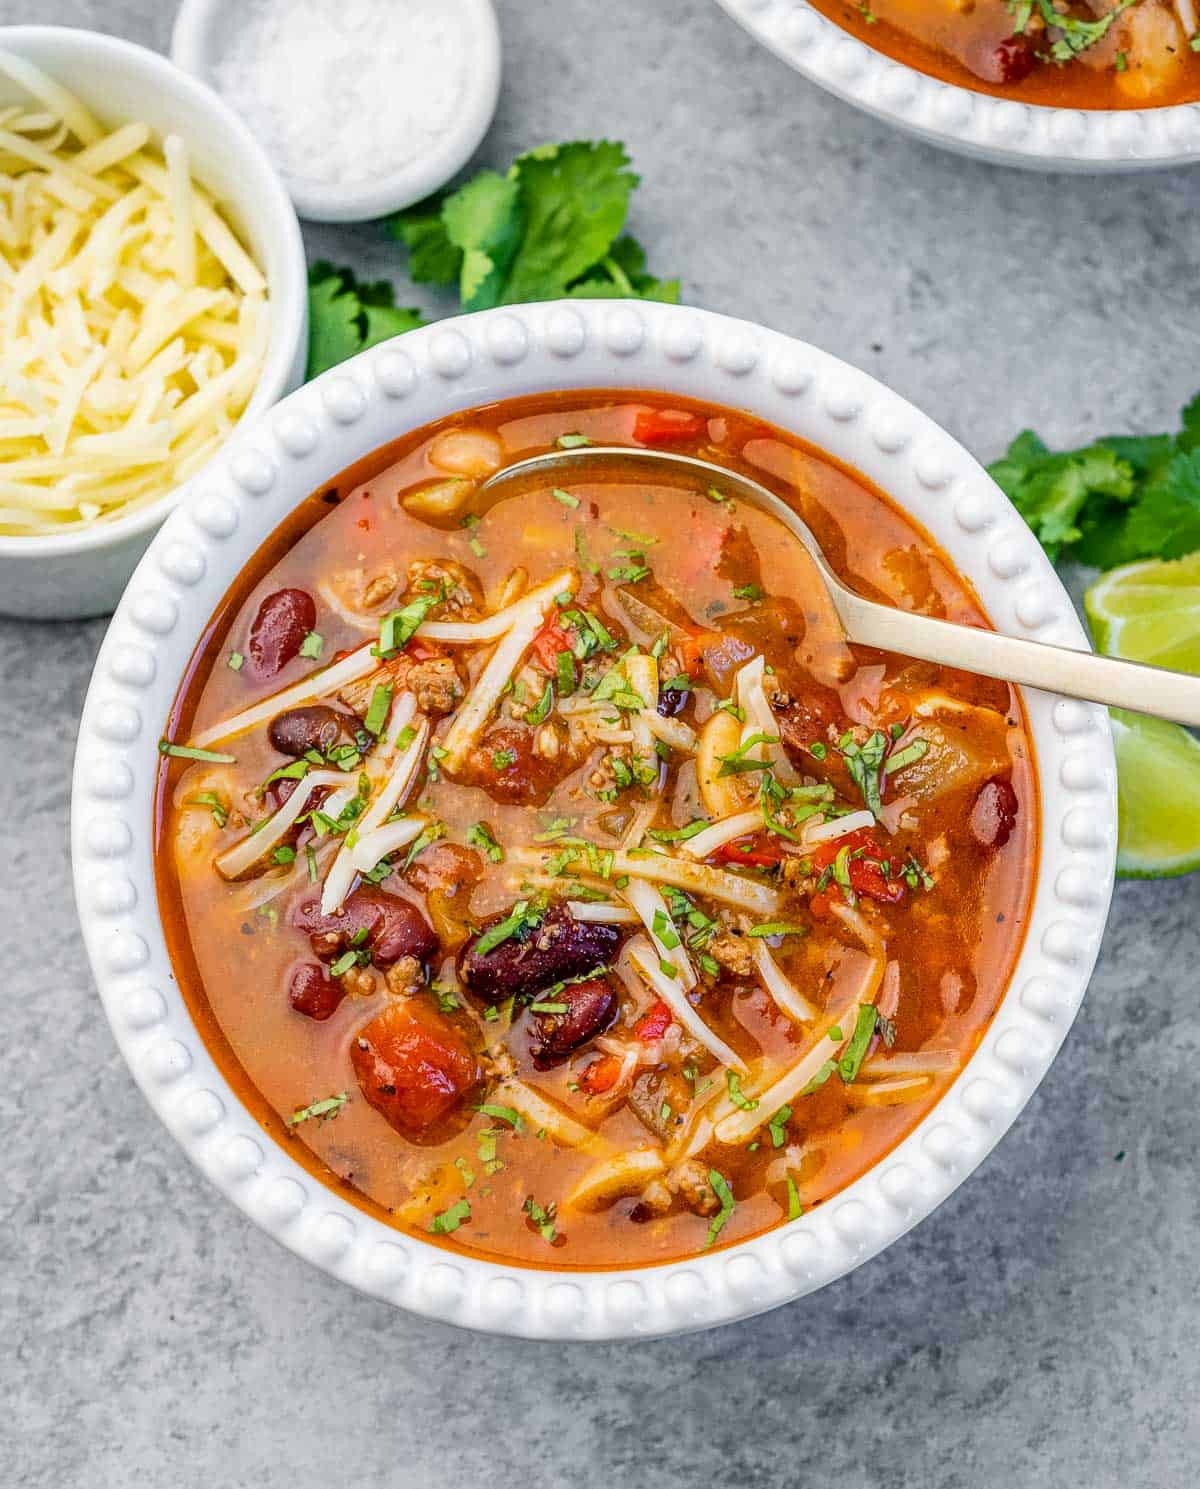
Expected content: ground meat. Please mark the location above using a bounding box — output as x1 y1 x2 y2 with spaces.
405 656 464 715
340 965 377 998
405 558 482 619
361 566 401 610
630 1179 673 1222
669 1158 720 1217
708 928 755 978
384 955 424 997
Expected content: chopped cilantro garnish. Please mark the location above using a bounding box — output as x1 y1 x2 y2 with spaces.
525 681 554 726
227 650 244 672
523 1195 559 1242
363 684 393 737
329 950 360 977
704 1169 735 1248
378 590 441 657
492 747 517 771
557 433 592 449
786 1176 803 1220
884 738 929 776
159 740 235 764
474 897 546 957
476 1103 524 1129
648 819 707 843
288 1092 348 1126
766 1104 792 1148
184 790 229 828
733 582 764 602
466 821 505 863
838 1004 879 1084
552 487 580 508
748 921 808 938
299 631 324 660
429 1199 471 1235
800 1059 837 1096
725 1070 758 1112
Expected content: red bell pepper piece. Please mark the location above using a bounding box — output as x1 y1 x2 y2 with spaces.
712 836 783 868
633 408 707 444
530 615 573 672
633 999 674 1042
579 1053 624 1095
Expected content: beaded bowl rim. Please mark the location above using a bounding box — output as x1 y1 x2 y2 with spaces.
714 0 1200 171
71 299 1116 1340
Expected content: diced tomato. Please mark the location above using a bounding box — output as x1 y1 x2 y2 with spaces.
809 891 833 920
579 1053 624 1095
530 615 573 672
807 827 907 905
633 999 674 1043
633 408 707 444
350 1000 480 1139
848 857 906 905
676 634 704 679
807 827 877 871
712 836 782 868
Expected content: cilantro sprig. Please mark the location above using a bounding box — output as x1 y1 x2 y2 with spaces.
988 394 1200 567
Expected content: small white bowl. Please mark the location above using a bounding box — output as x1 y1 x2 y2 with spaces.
716 0 1200 171
0 26 307 622
171 0 502 222
72 300 1117 1340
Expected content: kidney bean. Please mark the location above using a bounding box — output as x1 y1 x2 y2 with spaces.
291 886 437 967
657 687 687 718
530 974 619 1068
462 724 564 806
458 901 621 1005
969 777 1019 850
965 33 1035 85
351 999 481 1139
288 961 345 1021
247 588 317 679
269 704 351 757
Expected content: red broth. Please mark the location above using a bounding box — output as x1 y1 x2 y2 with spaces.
806 0 1200 109
156 391 1037 1270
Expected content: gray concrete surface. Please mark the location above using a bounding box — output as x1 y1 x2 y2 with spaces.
3 1 1199 1485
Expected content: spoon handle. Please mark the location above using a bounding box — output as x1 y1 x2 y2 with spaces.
835 590 1200 728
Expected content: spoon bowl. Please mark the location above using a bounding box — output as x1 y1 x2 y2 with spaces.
483 445 1200 729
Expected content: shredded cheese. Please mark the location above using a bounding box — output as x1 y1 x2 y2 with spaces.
626 935 746 1072
0 59 267 537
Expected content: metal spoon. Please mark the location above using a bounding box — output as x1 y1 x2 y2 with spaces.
481 445 1200 727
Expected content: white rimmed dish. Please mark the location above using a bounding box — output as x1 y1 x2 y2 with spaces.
170 0 502 223
71 300 1117 1339
0 26 308 622
716 0 1200 170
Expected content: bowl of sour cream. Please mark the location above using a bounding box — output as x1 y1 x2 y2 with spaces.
172 0 502 222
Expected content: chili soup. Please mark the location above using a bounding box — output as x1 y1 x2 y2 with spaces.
156 391 1037 1270
807 0 1200 108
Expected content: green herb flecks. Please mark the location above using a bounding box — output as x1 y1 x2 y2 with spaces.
704 1169 735 1248
429 1199 471 1235
159 740 235 764
288 1092 348 1127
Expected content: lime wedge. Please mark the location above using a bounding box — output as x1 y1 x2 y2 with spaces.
1085 551 1200 672
1108 710 1200 878
1084 553 1200 878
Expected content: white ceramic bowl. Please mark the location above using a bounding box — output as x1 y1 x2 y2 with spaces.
71 300 1117 1339
0 26 308 622
170 0 502 223
716 0 1200 170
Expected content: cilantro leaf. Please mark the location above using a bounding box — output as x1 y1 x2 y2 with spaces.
307 262 424 378
390 141 679 313
987 432 1134 562
389 202 461 286
1122 449 1200 560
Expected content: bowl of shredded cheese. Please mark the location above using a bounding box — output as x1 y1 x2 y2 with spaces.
0 27 307 620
